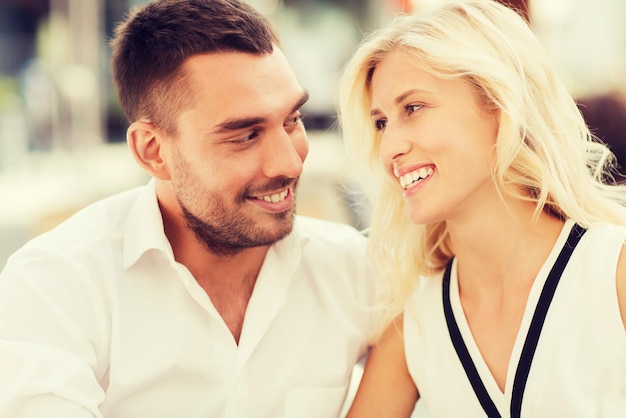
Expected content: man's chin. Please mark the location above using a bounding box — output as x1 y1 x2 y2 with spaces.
263 211 295 242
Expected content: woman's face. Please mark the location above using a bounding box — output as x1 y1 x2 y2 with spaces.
370 49 499 225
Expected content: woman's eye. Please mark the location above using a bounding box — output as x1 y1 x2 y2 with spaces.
406 104 422 115
374 119 386 131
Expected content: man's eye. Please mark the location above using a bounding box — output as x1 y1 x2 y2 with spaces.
285 113 303 126
233 132 259 143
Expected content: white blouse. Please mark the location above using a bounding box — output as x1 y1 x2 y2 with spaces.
405 220 626 417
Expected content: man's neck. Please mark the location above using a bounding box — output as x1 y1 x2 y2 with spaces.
183 244 270 344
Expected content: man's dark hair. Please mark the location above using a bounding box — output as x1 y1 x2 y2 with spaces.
110 0 280 135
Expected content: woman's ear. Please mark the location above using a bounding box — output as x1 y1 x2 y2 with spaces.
126 120 171 180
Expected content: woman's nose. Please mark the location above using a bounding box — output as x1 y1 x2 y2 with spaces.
379 124 412 164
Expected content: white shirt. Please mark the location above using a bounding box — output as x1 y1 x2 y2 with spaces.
0 180 377 418
404 220 626 417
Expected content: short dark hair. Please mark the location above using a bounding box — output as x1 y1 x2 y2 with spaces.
110 0 280 135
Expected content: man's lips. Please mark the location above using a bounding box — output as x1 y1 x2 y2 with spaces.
251 188 289 203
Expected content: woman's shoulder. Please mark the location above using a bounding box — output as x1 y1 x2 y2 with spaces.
410 271 444 300
603 224 626 331
575 221 626 331
577 222 626 253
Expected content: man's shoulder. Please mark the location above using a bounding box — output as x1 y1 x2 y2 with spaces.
292 216 369 259
11 185 147 261
294 215 367 243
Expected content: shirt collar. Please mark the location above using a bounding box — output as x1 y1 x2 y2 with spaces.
122 178 174 270
264 215 309 277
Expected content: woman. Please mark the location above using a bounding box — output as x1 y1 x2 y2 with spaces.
338 0 626 417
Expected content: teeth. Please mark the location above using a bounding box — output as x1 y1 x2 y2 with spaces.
399 167 434 189
261 190 288 203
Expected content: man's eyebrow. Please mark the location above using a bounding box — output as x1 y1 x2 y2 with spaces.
293 90 310 113
211 90 310 134
213 116 265 134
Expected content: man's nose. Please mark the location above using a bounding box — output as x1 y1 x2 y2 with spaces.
262 129 307 179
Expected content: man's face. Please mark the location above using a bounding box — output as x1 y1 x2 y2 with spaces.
164 48 309 256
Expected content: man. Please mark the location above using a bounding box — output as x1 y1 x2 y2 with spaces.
0 1 376 417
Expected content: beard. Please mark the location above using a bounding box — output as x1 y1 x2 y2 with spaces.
178 178 298 257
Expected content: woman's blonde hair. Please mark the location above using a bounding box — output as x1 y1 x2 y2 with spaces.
338 0 626 337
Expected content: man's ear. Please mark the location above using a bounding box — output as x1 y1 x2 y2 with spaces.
126 120 171 180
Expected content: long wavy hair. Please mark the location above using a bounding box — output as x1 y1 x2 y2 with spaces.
339 0 626 336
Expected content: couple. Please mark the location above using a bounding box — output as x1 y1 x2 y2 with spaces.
0 0 624 417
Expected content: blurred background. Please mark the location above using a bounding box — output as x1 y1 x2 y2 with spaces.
1 0 626 269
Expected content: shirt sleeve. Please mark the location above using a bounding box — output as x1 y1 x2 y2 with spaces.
0 250 108 417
